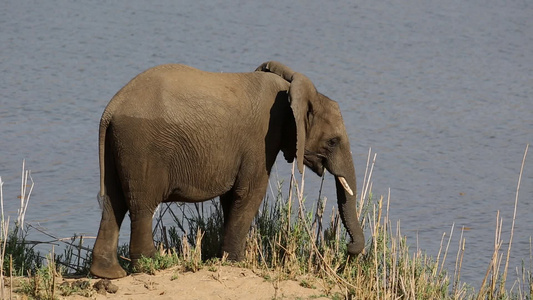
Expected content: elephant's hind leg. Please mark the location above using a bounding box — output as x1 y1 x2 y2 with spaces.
90 185 128 279
127 188 161 269
124 165 166 270
129 206 158 268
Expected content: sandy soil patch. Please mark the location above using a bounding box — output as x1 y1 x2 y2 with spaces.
9 266 335 299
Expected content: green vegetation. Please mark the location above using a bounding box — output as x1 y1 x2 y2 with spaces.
1 146 531 299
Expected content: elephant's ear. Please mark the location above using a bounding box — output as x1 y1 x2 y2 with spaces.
256 61 315 174
255 61 296 81
287 72 315 174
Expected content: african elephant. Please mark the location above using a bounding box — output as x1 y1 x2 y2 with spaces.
90 61 365 279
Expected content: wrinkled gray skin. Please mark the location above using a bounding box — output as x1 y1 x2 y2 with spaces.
90 61 365 279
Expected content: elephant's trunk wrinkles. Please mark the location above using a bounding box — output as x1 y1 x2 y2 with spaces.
334 159 365 256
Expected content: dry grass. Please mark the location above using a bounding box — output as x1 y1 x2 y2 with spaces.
0 144 531 299
0 160 34 299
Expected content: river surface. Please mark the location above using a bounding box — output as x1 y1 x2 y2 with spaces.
1 0 532 287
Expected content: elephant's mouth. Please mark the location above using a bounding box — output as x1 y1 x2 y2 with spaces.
303 151 354 196
303 150 326 176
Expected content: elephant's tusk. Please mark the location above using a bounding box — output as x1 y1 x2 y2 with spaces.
338 177 354 196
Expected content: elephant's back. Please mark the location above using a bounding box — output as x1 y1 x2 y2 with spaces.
103 63 290 132
131 63 289 91
139 63 200 77
106 64 211 118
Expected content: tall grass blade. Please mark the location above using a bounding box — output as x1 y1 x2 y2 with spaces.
501 144 529 292
17 160 34 230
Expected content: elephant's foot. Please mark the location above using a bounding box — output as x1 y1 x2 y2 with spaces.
221 246 245 262
90 256 127 279
130 247 157 273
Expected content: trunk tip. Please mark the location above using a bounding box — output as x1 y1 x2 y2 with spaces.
347 240 365 256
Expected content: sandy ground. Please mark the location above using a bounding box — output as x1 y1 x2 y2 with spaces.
9 266 336 299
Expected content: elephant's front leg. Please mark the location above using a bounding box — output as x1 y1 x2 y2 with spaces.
221 180 268 261
129 208 158 268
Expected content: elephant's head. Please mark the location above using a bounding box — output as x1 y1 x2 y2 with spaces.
256 61 365 256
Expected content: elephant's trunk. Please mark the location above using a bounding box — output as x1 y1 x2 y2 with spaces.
334 159 365 256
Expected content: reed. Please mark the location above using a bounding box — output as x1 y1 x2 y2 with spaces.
0 176 8 299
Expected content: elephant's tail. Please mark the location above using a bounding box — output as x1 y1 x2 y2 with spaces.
98 88 127 202
98 115 110 199
98 89 126 198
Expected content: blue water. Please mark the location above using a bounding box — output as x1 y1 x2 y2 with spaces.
1 0 532 287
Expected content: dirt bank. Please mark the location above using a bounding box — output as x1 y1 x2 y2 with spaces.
10 265 338 299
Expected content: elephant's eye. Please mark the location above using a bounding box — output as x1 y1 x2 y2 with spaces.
327 137 340 148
